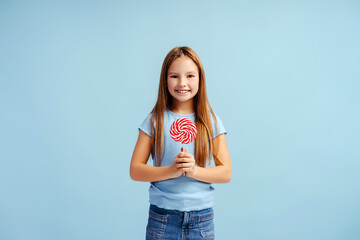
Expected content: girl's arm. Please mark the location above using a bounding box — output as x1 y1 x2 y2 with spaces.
130 130 182 182
175 133 231 183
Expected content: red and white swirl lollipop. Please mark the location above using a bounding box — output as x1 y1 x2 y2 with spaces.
170 118 197 147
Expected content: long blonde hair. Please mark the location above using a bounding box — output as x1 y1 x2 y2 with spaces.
150 46 218 167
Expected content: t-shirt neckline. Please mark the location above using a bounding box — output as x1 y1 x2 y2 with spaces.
167 109 195 117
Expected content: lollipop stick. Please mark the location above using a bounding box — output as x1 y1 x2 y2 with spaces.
182 143 185 177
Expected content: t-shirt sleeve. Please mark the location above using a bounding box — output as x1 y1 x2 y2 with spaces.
138 113 153 137
212 113 227 139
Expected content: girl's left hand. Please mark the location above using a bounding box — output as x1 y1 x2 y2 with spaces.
175 147 196 177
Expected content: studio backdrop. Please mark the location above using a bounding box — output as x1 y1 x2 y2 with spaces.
0 0 359 239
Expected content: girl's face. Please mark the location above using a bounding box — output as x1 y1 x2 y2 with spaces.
167 56 199 105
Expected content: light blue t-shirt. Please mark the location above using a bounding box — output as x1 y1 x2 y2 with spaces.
138 109 227 211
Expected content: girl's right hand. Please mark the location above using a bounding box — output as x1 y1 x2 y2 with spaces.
171 157 183 178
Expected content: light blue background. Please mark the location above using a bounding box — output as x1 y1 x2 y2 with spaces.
1 0 359 239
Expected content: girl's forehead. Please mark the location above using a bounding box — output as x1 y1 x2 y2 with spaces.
168 56 198 72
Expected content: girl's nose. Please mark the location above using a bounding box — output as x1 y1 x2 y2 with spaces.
179 76 187 86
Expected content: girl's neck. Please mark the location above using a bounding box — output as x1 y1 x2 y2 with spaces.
169 100 195 115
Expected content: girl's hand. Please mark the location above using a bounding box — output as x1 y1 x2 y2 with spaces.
170 156 183 178
175 147 196 177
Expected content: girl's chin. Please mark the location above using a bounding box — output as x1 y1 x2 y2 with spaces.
172 96 194 103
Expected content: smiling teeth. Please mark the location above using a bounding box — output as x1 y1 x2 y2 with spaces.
177 90 189 93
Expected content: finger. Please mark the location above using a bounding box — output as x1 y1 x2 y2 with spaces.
178 156 195 162
177 152 187 158
179 167 193 173
176 152 187 158
176 157 184 162
179 152 191 158
176 163 194 168
176 162 187 168
184 163 194 168
176 157 192 163
181 147 187 152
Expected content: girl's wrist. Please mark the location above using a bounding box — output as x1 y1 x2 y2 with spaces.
169 166 182 179
187 165 199 178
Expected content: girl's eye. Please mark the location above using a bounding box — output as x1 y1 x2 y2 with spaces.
188 75 194 78
170 75 178 78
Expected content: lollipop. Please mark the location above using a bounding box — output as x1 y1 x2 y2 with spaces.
170 118 197 147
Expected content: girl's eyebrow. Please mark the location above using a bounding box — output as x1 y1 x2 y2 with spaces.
168 71 197 74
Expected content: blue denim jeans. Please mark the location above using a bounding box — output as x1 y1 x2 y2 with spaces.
146 204 215 240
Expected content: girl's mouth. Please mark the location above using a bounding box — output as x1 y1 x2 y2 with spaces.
175 90 190 94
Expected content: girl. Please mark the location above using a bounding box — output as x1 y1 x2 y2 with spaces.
130 46 231 240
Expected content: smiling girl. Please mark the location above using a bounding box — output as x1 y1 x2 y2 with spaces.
130 46 231 240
